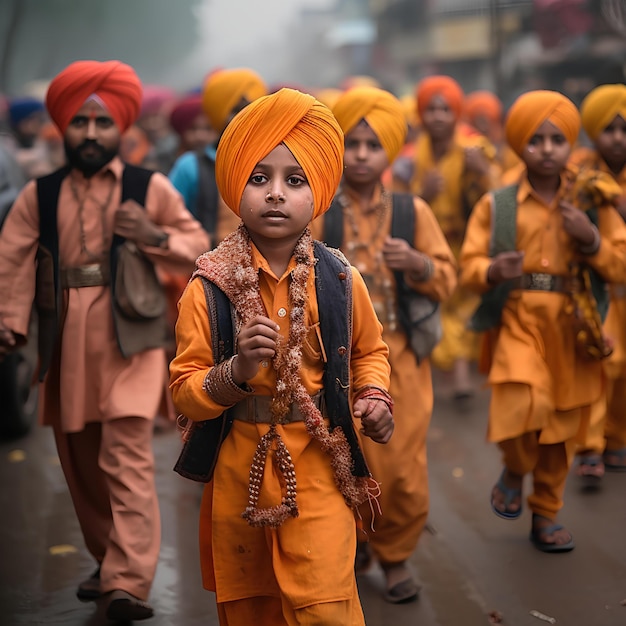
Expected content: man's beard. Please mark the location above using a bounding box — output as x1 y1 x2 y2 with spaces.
64 139 118 178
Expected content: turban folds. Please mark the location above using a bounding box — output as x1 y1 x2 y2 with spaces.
202 68 267 134
332 86 407 163
215 88 344 219
580 84 626 140
505 90 580 157
416 76 464 119
46 60 142 134
169 95 204 136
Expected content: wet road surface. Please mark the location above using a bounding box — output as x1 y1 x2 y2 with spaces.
1 370 625 625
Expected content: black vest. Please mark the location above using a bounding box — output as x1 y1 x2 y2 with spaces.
173 241 370 483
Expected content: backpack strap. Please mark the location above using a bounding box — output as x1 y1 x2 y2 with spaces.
196 152 219 240
173 277 235 482
469 184 518 332
322 195 344 249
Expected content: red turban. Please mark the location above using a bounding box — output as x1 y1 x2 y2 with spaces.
416 76 464 120
332 86 407 163
215 88 344 219
169 95 204 136
46 60 142 134
505 90 580 157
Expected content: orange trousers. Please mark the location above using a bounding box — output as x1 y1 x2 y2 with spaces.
216 579 364 626
52 417 160 600
498 432 577 520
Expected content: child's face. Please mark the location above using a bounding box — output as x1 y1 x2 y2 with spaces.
421 94 456 141
343 120 389 188
595 114 626 171
240 143 314 245
521 119 571 178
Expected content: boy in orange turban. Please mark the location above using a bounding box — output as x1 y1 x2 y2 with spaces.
0 60 209 620
460 90 626 552
571 84 626 478
169 88 394 625
408 75 499 404
312 86 456 603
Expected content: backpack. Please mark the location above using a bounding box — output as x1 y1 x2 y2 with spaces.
323 192 442 363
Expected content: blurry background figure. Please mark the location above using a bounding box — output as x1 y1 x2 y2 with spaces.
340 75 381 90
136 85 178 173
6 97 49 180
120 125 155 169
39 123 66 172
168 94 216 157
464 90 521 176
315 88 343 111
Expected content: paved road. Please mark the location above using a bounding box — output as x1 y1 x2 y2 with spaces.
1 370 625 625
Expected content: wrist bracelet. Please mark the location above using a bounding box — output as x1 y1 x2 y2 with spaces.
203 356 254 406
408 254 434 283
354 385 394 415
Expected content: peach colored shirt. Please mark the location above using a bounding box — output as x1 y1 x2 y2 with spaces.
0 157 209 432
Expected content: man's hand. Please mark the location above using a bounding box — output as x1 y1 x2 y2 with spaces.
114 199 165 247
0 319 16 358
487 251 525 285
559 200 596 246
353 398 394 444
231 315 280 383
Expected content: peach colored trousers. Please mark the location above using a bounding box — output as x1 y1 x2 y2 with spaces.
52 417 160 600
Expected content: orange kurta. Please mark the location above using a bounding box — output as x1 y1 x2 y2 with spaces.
312 189 457 562
410 130 498 369
570 146 626 452
460 173 626 444
169 242 390 610
0 157 209 432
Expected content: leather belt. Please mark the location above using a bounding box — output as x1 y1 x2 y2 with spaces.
60 264 110 288
231 391 326 424
512 273 572 293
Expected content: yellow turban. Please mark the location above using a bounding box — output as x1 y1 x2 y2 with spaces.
580 84 626 140
332 87 407 164
505 90 580 157
215 88 344 219
202 68 267 134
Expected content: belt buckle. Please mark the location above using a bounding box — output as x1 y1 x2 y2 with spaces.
530 273 553 291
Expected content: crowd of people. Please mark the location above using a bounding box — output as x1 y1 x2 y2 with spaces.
0 59 625 624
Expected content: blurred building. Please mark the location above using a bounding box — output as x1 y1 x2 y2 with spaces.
327 0 626 104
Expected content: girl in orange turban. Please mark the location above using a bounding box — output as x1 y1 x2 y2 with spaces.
571 84 626 477
170 88 394 625
460 89 626 553
312 86 456 604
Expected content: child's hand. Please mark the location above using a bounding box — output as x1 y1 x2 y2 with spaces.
559 200 596 246
464 146 489 176
382 236 422 273
487 251 524 285
231 315 280 383
420 170 445 202
353 398 394 444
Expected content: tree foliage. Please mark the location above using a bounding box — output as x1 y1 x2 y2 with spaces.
0 0 204 94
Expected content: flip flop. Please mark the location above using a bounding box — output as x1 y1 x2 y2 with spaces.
384 577 421 604
529 522 575 553
575 453 605 486
490 469 523 520
603 447 626 472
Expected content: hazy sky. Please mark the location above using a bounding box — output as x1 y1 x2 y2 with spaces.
166 0 333 88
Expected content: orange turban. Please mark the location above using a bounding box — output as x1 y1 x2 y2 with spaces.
505 90 580 157
416 76 464 119
464 91 503 125
46 60 142 134
580 84 626 140
202 68 267 134
332 86 407 163
215 88 344 219
315 88 342 111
